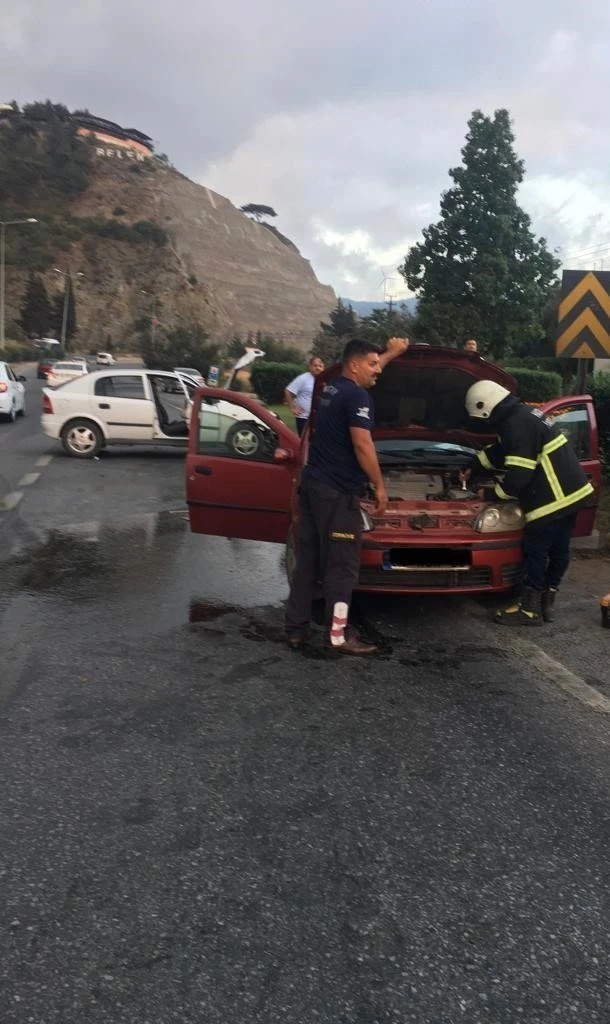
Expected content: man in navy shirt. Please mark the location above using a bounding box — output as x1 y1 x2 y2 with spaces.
285 336 409 655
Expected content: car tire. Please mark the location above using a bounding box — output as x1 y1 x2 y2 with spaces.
61 419 104 458
5 403 16 424
17 398 25 417
225 421 265 458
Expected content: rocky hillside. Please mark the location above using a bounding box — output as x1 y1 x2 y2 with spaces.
2 144 335 351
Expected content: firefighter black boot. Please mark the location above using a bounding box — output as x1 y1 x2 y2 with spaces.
495 585 543 626
541 588 557 623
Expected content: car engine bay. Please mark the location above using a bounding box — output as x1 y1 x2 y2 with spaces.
378 466 495 502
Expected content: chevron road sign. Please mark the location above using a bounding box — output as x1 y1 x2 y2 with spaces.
556 270 610 358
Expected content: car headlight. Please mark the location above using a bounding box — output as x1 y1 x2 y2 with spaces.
474 502 524 533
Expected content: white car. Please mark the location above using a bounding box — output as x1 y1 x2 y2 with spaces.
0 362 26 422
41 368 197 457
174 366 205 385
46 359 89 388
96 352 115 366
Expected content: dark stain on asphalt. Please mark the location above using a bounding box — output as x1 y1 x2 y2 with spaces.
121 795 156 826
189 599 240 622
19 532 105 591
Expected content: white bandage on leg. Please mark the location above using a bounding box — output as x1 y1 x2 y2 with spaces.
330 601 348 646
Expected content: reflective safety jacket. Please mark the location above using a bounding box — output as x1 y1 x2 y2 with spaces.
475 399 594 524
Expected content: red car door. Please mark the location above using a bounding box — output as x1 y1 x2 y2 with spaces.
186 389 299 543
538 395 600 537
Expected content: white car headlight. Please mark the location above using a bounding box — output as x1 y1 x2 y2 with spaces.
475 502 524 533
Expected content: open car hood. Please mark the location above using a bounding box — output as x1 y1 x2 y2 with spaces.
313 346 517 443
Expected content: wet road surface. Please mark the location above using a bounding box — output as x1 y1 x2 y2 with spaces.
0 372 609 1023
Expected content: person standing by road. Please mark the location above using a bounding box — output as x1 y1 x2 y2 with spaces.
462 380 594 625
285 336 409 655
284 357 325 436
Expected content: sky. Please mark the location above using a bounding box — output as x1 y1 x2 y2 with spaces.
2 0 610 301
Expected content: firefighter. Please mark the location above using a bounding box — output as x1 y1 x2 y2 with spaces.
463 380 594 625
285 336 409 654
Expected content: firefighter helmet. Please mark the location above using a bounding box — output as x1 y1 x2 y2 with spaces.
465 380 511 420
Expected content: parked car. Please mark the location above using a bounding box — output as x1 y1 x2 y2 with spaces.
96 352 115 366
0 362 27 422
185 348 600 595
174 366 205 385
46 360 89 388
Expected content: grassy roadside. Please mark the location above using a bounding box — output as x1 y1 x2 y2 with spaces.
268 403 297 431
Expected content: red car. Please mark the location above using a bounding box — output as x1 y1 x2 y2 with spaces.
185 348 600 595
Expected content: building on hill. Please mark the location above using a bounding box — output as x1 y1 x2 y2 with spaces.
73 113 153 157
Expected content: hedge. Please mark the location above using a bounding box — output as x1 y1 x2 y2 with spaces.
250 361 306 404
1 343 44 361
587 373 610 476
504 367 562 403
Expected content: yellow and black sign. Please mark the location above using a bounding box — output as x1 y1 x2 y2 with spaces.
556 270 610 359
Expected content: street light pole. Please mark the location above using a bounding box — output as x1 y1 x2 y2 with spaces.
0 218 38 344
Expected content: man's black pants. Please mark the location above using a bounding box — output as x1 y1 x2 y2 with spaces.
285 474 362 641
295 418 307 437
523 512 576 591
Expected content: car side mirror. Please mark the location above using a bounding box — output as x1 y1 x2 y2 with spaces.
19 375 27 382
273 447 294 463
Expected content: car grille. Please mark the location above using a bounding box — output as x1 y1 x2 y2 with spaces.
501 564 523 586
359 566 492 589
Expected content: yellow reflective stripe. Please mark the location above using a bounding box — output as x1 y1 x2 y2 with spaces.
478 448 494 469
540 452 563 501
524 482 595 522
542 434 568 456
505 455 537 470
494 481 512 500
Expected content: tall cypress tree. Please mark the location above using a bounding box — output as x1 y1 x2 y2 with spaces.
19 272 53 338
400 109 560 359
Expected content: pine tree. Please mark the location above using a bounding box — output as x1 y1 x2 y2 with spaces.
400 109 560 359
19 272 52 338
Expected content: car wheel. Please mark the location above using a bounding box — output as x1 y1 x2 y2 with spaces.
61 419 104 458
226 421 265 458
6 403 16 424
17 398 25 417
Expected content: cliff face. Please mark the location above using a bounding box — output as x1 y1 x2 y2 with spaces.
4 155 335 350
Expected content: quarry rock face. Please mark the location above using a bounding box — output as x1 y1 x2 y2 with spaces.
4 156 336 351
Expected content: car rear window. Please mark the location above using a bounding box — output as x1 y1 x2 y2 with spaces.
54 363 85 372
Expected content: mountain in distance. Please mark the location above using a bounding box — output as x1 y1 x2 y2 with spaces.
340 297 417 318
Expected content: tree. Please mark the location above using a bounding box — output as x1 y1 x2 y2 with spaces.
52 275 77 346
311 299 359 362
19 273 52 338
240 203 278 222
359 304 414 346
399 109 560 360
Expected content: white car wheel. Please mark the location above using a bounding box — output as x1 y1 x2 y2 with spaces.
61 419 104 458
7 402 16 424
18 396 25 417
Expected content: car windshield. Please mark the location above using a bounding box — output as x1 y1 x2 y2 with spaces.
375 439 476 464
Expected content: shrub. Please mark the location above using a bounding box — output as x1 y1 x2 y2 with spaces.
250 361 306 404
587 373 610 477
1 343 42 361
504 367 562 403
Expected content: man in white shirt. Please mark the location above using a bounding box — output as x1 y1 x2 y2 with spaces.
284 356 325 436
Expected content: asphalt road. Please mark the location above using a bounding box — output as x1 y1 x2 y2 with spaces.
0 370 608 1023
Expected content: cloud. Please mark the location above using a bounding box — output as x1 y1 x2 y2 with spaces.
2 0 610 296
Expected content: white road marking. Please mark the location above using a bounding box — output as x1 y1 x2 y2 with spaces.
18 472 40 487
464 601 610 713
520 642 610 714
0 491 23 512
35 455 53 467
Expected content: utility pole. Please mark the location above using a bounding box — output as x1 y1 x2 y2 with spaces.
54 268 84 348
0 218 38 344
